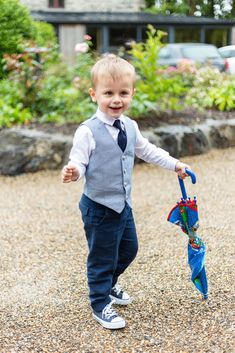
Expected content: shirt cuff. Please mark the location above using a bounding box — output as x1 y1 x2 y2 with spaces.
68 162 85 181
165 157 179 171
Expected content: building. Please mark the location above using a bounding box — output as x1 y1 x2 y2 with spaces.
20 0 235 63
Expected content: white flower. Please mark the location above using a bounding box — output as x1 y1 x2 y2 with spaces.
74 42 89 54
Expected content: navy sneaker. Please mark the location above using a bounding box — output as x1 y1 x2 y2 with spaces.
109 283 131 305
92 300 125 329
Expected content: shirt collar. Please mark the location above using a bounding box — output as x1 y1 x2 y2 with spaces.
96 108 125 126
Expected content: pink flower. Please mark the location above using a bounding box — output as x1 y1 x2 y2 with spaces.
177 59 196 74
166 66 178 73
74 42 89 54
84 34 92 41
73 76 81 89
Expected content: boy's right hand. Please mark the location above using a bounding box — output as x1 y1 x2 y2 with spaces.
61 165 80 183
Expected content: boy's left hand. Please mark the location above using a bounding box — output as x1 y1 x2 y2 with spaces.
175 161 191 179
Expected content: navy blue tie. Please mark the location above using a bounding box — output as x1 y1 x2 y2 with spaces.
113 119 127 152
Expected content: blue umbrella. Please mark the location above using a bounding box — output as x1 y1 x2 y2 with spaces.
167 169 208 300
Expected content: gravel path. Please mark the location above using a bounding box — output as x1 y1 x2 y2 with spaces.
1 148 235 353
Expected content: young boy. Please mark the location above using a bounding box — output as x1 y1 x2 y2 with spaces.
61 55 189 330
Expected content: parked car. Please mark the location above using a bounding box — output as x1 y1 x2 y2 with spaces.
157 43 226 72
218 45 235 74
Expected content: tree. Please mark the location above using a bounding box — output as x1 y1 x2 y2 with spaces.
145 0 190 16
0 0 36 77
145 0 156 8
33 21 58 48
144 0 235 19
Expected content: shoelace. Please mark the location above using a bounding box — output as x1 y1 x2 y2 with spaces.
102 300 117 319
113 284 123 296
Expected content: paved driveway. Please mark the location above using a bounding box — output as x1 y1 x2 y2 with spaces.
1 148 234 353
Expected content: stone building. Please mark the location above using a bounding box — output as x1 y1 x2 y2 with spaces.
20 0 144 12
20 0 235 64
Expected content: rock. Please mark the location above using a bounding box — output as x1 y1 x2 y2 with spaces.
1 118 235 175
153 125 189 158
207 119 235 149
0 128 72 176
180 128 210 157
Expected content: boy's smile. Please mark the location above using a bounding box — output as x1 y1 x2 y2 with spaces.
89 77 135 118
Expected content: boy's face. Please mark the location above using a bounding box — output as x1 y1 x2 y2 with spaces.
89 76 135 118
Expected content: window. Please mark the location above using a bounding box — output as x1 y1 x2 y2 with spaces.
48 0 64 8
109 27 137 53
175 27 200 43
86 26 102 52
181 45 221 60
220 49 235 58
205 28 229 47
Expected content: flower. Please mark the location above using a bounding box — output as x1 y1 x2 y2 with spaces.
177 59 197 74
74 42 89 54
73 76 81 89
84 34 92 41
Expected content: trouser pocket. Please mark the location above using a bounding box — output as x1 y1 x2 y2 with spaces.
79 201 107 226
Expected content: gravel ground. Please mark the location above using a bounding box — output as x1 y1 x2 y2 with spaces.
1 148 235 353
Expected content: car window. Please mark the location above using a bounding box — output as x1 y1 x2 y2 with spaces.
158 47 171 59
220 49 232 58
181 45 221 60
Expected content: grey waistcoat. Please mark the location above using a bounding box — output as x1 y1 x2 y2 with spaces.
83 116 136 213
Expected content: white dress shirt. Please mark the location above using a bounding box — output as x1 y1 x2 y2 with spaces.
69 108 178 179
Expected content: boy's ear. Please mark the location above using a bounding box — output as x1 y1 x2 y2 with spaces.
132 88 136 97
89 88 96 102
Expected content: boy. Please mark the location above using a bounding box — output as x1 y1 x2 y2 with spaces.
61 55 189 330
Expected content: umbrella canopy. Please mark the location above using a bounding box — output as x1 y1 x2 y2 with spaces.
167 169 208 300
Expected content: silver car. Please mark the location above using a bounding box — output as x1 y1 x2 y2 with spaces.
218 45 235 74
157 43 226 72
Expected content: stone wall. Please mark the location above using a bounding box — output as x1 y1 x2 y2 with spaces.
20 0 144 12
1 119 235 176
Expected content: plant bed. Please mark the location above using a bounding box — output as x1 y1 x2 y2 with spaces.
2 108 234 136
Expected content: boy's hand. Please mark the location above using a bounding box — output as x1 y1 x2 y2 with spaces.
61 165 80 183
175 161 190 180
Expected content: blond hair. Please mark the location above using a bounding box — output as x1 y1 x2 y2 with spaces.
91 54 136 87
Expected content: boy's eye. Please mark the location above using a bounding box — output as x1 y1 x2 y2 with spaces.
121 91 129 95
104 91 112 95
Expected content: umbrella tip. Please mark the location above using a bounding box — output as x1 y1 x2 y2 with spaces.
202 294 208 300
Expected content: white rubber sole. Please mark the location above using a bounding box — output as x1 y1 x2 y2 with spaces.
92 313 126 329
109 295 132 305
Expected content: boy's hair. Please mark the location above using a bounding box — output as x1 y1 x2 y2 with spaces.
91 54 136 87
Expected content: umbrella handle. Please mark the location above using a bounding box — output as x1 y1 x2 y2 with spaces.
185 168 196 184
178 168 196 200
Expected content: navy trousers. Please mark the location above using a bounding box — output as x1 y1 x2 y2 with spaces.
79 194 138 312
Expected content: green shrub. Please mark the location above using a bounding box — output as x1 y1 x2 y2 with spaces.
0 79 32 127
185 67 235 111
0 0 36 77
35 63 95 123
209 79 235 111
129 25 192 115
33 21 57 48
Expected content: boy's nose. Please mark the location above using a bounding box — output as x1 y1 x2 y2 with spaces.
112 95 121 103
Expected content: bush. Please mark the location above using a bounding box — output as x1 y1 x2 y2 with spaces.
0 0 36 77
33 21 58 48
1 23 235 129
36 38 96 123
185 67 235 111
37 75 95 124
0 79 32 127
129 25 192 115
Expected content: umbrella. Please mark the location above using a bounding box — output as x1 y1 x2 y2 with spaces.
167 169 208 300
